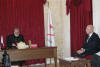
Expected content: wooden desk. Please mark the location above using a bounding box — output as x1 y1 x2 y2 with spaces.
59 59 91 67
0 47 57 67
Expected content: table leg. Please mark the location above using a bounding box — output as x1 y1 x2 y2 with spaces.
45 59 47 67
87 61 91 67
54 57 57 67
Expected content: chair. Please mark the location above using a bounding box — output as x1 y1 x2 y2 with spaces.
85 55 92 59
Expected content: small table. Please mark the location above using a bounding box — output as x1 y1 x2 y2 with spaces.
59 58 91 67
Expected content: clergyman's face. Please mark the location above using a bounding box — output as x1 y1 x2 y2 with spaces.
14 29 20 37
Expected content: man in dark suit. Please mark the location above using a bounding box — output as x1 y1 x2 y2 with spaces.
6 27 25 49
72 25 100 58
6 27 25 67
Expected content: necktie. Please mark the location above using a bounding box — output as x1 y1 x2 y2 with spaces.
87 35 90 43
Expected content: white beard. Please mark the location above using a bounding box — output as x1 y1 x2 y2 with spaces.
14 34 19 37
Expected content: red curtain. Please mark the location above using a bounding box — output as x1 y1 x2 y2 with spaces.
42 0 47 4
66 0 70 15
66 0 93 54
0 0 45 65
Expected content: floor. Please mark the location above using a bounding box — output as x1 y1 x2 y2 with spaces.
24 64 59 67
12 64 59 67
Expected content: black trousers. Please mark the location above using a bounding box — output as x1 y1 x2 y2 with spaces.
72 50 96 58
91 54 100 67
72 51 90 58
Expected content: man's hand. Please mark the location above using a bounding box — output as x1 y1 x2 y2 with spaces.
12 43 16 47
77 49 84 54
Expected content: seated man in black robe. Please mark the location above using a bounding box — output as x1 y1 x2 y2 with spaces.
6 27 25 67
6 27 25 49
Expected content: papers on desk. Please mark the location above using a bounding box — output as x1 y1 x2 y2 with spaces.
64 57 79 61
17 42 28 49
11 66 19 67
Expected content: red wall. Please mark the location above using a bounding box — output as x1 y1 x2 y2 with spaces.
0 0 45 48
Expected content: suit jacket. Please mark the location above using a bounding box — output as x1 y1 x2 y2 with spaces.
6 34 25 49
82 32 100 55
